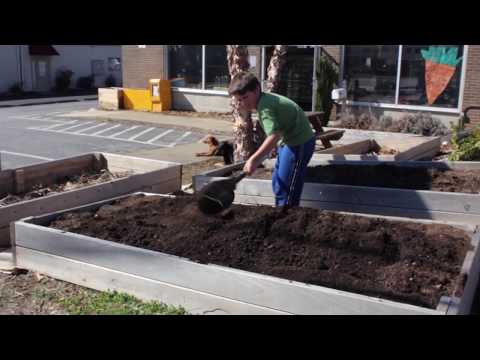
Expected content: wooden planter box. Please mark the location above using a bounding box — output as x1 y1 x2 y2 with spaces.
12 193 480 315
193 160 480 225
312 128 441 161
0 153 181 247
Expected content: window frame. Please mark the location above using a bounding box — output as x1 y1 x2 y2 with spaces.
342 45 468 113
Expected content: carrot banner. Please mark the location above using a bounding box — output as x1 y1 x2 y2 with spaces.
421 46 462 105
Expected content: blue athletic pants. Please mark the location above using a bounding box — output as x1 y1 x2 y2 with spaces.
272 136 316 207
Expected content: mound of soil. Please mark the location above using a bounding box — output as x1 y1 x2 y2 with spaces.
238 164 480 194
0 169 132 207
49 194 471 309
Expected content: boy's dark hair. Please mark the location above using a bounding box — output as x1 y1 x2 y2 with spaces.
228 71 261 96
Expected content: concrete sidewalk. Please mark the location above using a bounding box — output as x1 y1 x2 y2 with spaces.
0 95 98 107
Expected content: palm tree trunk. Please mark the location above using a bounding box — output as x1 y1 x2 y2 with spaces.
252 45 289 152
226 45 256 162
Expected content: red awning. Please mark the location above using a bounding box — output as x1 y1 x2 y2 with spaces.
28 45 59 56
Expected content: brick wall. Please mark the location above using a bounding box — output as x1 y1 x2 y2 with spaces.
320 45 342 63
462 45 480 127
122 45 165 89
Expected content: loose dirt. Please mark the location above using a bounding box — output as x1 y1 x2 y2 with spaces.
49 194 472 309
239 164 480 194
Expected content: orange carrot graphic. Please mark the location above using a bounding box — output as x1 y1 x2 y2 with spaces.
421 47 462 105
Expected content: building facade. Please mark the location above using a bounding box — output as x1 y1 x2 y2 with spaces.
0 45 122 93
122 45 480 127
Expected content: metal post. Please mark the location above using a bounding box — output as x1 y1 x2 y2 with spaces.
395 45 403 105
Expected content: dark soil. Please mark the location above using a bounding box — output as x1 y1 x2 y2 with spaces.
49 194 471 309
239 164 480 194
0 169 132 207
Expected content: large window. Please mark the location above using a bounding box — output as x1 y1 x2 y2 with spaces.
205 46 229 90
344 45 465 109
344 45 399 104
398 45 463 108
168 45 229 91
168 45 202 89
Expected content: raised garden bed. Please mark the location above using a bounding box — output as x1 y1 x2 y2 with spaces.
12 193 480 315
193 160 480 225
0 153 181 247
311 128 441 161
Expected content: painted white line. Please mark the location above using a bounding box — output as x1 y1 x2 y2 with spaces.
169 131 192 147
0 150 53 161
41 120 78 130
146 129 174 144
25 128 169 147
110 126 139 138
45 111 65 116
73 123 109 134
127 127 156 141
9 115 67 123
57 122 93 132
91 124 121 136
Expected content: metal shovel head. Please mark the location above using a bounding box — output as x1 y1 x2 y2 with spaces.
198 178 236 215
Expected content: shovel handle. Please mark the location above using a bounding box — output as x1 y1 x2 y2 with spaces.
231 171 247 184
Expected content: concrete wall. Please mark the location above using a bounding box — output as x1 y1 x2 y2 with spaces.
0 45 21 93
1 45 122 92
50 45 122 88
172 91 231 112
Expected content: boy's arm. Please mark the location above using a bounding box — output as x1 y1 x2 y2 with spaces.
244 132 281 175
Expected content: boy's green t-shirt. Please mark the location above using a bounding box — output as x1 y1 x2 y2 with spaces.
256 92 314 146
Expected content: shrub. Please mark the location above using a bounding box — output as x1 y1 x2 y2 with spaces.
8 82 23 95
315 55 338 125
76 75 95 90
449 125 480 161
105 74 116 87
55 69 74 92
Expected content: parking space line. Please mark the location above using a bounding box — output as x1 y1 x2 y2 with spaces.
91 124 121 136
128 127 155 141
23 128 169 147
41 120 78 130
0 150 53 161
169 132 192 147
57 122 93 132
110 126 139 138
146 129 174 144
74 123 110 134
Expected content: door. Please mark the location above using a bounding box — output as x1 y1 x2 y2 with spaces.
32 57 52 92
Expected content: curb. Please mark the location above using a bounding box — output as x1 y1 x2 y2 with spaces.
0 96 98 108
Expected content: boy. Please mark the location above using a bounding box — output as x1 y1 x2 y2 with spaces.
228 71 315 208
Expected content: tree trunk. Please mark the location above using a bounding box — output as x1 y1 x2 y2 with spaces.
252 45 289 153
227 45 256 162
226 45 288 162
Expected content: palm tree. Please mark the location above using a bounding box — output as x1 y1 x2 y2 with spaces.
227 45 288 162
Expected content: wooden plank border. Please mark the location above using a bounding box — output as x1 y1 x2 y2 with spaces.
0 153 181 247
13 193 480 315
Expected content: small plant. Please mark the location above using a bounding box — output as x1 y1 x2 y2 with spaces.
105 74 116 87
9 82 24 95
449 125 480 161
55 69 74 92
76 75 95 90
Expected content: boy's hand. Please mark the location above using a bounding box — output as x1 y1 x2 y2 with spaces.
243 158 258 175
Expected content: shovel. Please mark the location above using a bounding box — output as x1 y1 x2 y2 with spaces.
197 171 247 215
